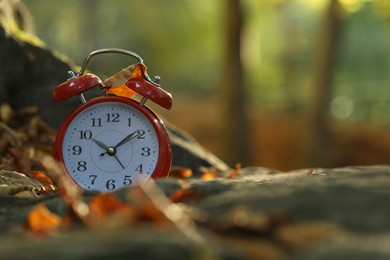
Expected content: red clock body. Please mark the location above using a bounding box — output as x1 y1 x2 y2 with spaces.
54 96 172 191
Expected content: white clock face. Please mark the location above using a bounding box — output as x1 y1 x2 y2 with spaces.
61 101 159 191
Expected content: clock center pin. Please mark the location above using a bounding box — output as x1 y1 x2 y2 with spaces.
107 147 116 156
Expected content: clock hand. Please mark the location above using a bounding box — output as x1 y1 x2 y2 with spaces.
98 130 143 157
92 138 109 150
113 129 143 148
110 130 144 169
113 155 125 169
92 138 112 156
94 138 125 168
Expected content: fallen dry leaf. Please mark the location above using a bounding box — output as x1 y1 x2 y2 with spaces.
26 203 62 235
200 164 241 180
169 189 199 203
0 103 14 123
0 103 56 179
103 64 136 86
9 147 32 174
227 163 241 179
200 171 221 180
88 193 134 226
305 169 326 179
131 181 205 244
36 152 92 226
305 169 314 177
169 166 193 179
105 84 137 98
0 121 24 149
104 64 145 99
31 171 55 186
89 193 128 213
31 171 57 195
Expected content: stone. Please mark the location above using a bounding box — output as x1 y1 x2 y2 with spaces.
0 165 389 258
0 170 42 197
0 10 80 128
167 122 230 174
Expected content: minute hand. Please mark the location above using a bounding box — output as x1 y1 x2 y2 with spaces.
114 130 143 148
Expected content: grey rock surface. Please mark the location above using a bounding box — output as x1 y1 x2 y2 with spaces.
0 165 389 259
167 122 230 173
0 18 79 128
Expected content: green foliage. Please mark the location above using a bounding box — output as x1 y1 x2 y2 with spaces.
24 0 222 93
334 2 390 124
24 0 390 124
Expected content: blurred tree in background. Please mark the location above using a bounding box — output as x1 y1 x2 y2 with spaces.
17 0 390 169
217 0 250 165
306 0 344 167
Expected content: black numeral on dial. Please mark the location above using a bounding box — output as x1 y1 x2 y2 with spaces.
77 161 87 171
72 145 82 155
91 118 102 127
79 130 92 140
135 164 143 173
106 179 116 190
141 147 151 157
106 113 120 122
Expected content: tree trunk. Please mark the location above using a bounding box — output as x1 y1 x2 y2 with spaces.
305 0 344 167
218 0 250 166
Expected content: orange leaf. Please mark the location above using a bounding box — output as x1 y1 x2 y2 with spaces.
105 84 137 98
103 63 147 99
89 193 128 213
26 203 62 234
304 169 326 178
199 166 223 180
306 169 314 177
131 63 146 78
227 163 241 179
169 189 198 203
200 171 220 180
88 193 132 224
169 166 193 179
32 171 55 185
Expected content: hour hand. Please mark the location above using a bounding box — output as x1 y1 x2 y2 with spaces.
93 138 109 150
92 138 112 156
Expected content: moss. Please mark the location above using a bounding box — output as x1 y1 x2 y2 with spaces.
0 17 45 48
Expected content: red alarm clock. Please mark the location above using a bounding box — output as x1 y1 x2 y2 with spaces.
53 49 172 191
